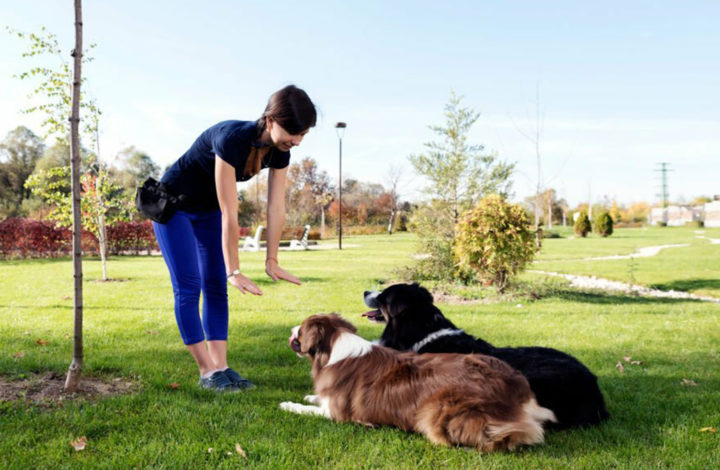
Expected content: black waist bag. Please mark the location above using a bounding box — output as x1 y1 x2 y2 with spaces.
135 177 185 224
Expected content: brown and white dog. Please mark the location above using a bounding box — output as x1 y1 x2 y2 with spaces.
280 314 556 452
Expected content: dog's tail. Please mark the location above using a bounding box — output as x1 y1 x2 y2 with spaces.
417 393 556 452
483 398 557 451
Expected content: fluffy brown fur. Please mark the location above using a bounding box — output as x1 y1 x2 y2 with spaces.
283 314 556 452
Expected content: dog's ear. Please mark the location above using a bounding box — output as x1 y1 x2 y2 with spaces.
299 317 326 357
387 293 408 318
328 313 357 333
412 282 434 304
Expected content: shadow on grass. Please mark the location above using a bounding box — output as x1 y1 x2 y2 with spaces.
254 276 329 286
549 289 706 306
649 278 720 293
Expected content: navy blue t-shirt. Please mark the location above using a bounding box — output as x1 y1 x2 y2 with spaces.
161 120 290 212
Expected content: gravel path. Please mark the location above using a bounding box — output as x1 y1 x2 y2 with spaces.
696 236 720 245
530 270 720 303
581 244 689 261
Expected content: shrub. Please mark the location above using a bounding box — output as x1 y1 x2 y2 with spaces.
574 212 591 237
404 201 460 282
542 230 562 239
593 211 614 237
0 218 160 258
107 221 159 254
0 218 70 258
453 194 536 293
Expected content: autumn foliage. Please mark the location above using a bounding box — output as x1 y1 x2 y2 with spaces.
0 218 158 258
453 194 536 292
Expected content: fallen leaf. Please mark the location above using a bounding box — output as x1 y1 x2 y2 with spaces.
235 443 247 459
700 427 716 433
23 331 31 335
36 338 49 346
61 295 71 300
70 436 87 451
13 351 25 358
146 330 158 335
227 452 233 456
615 361 625 373
630 360 644 365
166 382 180 390
681 379 698 387
623 356 632 363
207 447 213 453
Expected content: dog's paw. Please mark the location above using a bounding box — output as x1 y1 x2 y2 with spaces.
279 401 299 412
303 394 319 404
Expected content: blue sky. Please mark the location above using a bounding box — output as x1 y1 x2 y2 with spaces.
1 1 718 206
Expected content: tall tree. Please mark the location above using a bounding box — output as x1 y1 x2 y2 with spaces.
384 164 403 234
286 156 332 227
113 146 160 190
10 8 98 392
66 0 85 392
511 83 545 232
407 92 514 281
0 126 45 217
409 91 514 225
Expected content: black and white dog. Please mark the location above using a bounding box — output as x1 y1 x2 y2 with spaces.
363 283 609 429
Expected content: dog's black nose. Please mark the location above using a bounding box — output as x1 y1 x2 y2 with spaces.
364 290 380 308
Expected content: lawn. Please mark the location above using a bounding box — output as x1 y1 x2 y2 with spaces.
1 229 718 469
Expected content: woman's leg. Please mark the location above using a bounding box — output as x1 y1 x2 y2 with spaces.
192 211 230 369
154 212 219 376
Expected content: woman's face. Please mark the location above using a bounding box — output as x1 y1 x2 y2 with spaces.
268 119 309 151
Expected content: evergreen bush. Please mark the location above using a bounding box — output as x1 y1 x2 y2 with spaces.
574 211 591 237
593 211 614 237
453 194 536 292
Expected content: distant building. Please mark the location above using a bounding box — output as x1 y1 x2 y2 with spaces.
649 205 703 226
705 201 720 228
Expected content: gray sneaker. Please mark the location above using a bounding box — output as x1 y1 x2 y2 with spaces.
198 370 237 392
223 367 255 389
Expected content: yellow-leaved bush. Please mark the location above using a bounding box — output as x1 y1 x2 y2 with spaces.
453 194 536 292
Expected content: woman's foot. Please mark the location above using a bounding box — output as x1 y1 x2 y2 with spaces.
222 367 255 389
198 370 238 392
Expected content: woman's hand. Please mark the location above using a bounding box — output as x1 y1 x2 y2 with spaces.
228 272 263 295
265 258 302 285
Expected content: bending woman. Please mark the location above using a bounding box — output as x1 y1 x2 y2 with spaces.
154 85 316 391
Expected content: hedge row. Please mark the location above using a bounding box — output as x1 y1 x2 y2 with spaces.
0 218 159 258
0 219 320 259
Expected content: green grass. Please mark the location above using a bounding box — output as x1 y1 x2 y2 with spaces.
1 230 719 469
534 226 720 298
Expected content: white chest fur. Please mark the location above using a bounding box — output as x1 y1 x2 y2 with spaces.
327 332 374 366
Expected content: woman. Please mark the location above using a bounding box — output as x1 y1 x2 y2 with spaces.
154 85 316 391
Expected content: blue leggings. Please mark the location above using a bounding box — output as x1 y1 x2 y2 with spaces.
153 210 228 345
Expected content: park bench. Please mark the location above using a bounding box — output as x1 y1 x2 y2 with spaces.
289 225 311 250
242 225 263 252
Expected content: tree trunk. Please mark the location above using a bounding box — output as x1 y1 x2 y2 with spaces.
547 198 552 229
320 206 325 239
65 0 84 393
99 213 108 281
388 209 395 235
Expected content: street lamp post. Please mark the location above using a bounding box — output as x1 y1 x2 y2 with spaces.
335 122 347 250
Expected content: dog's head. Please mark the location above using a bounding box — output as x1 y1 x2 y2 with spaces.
289 313 358 370
363 283 434 323
363 283 456 350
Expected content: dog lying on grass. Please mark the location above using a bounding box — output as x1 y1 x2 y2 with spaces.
362 283 610 429
280 313 556 452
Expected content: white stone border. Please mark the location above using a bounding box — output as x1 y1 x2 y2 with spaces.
530 270 720 303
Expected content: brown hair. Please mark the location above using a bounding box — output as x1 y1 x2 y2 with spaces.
245 85 317 177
